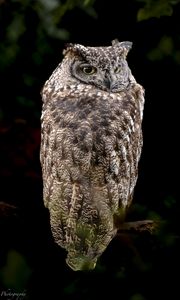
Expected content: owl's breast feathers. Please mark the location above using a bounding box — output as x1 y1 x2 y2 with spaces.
41 83 144 269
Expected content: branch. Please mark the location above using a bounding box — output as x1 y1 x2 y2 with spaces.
0 201 17 217
117 219 160 235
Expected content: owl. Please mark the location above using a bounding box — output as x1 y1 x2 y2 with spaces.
40 39 145 271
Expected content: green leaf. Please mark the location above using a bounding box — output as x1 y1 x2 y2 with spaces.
147 35 174 61
7 14 26 42
164 196 176 208
0 250 32 291
130 293 146 300
174 51 180 64
137 0 178 21
16 96 35 108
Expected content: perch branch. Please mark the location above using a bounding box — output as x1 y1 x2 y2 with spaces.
117 219 160 234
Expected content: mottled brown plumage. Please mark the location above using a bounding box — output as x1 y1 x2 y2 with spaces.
40 40 145 271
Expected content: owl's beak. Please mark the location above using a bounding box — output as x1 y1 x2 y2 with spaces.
104 72 117 92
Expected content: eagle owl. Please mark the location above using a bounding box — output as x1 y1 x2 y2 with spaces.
40 39 145 271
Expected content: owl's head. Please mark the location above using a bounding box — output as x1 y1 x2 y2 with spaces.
59 39 135 92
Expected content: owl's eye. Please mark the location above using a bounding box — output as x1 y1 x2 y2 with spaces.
82 66 97 75
114 66 121 73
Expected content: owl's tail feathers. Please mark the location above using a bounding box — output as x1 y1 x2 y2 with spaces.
66 255 97 271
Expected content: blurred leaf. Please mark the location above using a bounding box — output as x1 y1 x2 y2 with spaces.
147 48 163 60
0 0 96 72
158 35 174 55
0 250 32 291
34 0 96 39
83 0 92 5
164 196 176 208
46 27 70 40
147 210 162 221
16 96 35 108
130 203 148 216
0 44 20 68
137 0 180 21
38 0 60 11
147 35 174 60
64 279 79 295
23 74 36 87
0 11 25 68
94 259 107 273
6 14 25 42
81 0 97 17
130 293 146 300
137 4 172 21
174 51 180 64
115 267 126 279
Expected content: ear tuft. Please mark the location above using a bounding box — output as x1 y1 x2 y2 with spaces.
119 41 133 51
112 40 133 57
111 39 120 46
112 39 133 51
62 43 74 56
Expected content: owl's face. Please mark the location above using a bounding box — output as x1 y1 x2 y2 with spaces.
62 40 134 92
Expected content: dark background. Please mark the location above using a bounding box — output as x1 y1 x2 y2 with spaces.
0 0 179 299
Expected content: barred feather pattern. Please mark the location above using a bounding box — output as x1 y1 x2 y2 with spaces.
40 41 145 271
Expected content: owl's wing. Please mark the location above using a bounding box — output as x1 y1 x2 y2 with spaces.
40 91 99 247
95 85 144 217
